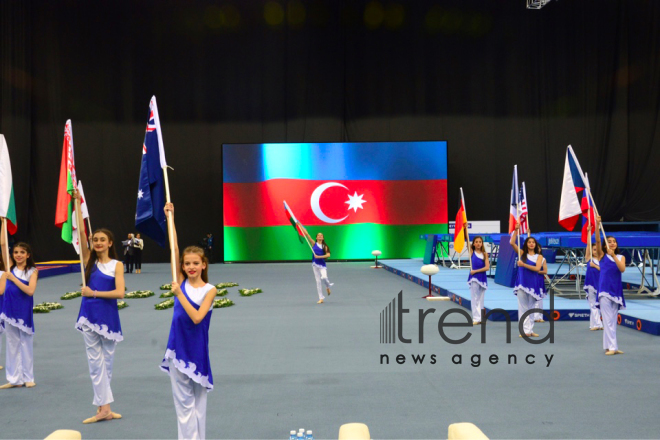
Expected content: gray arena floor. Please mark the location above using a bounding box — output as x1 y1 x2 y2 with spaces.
1 262 659 439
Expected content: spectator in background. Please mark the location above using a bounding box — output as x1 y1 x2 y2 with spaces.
122 233 135 274
133 233 144 274
204 233 214 264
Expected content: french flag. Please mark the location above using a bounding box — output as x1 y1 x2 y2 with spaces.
558 145 587 231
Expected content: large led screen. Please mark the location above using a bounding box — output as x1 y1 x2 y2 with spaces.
223 142 447 261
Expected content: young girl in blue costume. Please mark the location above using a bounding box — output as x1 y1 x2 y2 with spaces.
467 235 489 325
583 226 603 331
594 216 626 355
510 223 547 337
0 242 38 389
74 200 125 424
161 203 217 440
302 227 333 304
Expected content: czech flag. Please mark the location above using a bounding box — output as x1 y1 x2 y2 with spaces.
559 145 587 231
454 188 468 253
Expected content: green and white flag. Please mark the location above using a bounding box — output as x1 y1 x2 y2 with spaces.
0 135 17 234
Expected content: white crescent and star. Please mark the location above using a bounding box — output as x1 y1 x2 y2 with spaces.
310 182 366 224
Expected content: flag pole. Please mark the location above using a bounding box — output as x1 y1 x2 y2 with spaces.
1 217 9 273
300 223 316 254
585 187 610 251
515 166 521 259
162 167 178 283
523 182 530 238
585 173 592 258
74 196 86 288
460 187 473 271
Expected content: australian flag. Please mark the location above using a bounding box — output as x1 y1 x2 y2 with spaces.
135 96 168 247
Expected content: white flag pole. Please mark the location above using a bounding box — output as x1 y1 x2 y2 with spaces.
514 166 521 260
163 168 178 283
523 181 530 238
461 187 473 271
1 217 9 273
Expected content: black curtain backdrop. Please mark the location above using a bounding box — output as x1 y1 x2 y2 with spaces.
1 0 659 262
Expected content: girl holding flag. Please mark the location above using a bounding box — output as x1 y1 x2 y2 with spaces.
74 191 125 423
0 242 38 389
466 235 489 325
583 226 603 331
594 216 626 355
161 203 217 440
510 224 546 337
301 226 333 304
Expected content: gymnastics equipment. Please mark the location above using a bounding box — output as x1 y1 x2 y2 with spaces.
370 250 382 269
338 423 370 440
44 430 82 440
526 0 552 9
448 422 489 439
420 264 440 299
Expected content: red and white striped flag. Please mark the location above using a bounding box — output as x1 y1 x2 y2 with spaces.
519 182 529 235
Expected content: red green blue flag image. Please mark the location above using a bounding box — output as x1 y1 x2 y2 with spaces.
223 142 448 261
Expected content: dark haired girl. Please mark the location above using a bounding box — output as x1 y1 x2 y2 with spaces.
467 235 490 325
74 190 125 423
302 227 334 304
583 226 603 331
0 242 38 389
594 216 626 355
510 223 547 337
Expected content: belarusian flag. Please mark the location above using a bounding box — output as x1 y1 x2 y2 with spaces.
55 120 80 247
0 135 17 234
223 142 448 261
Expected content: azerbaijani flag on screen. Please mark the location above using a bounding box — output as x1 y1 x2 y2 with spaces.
223 142 448 261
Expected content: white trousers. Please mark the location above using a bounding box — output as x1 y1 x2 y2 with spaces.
517 291 536 335
169 359 207 440
533 299 544 321
5 324 34 385
312 265 332 300
587 292 603 329
600 298 619 351
469 283 486 322
82 328 116 406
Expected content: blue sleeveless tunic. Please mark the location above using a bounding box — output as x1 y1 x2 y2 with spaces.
513 253 546 300
312 243 327 268
75 260 123 342
160 280 214 391
584 258 600 296
597 254 626 310
1 268 36 335
467 252 488 289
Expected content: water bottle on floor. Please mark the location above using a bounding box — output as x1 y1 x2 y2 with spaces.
305 430 314 440
289 431 296 440
296 432 304 440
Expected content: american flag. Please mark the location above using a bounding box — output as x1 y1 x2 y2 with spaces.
519 182 529 235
